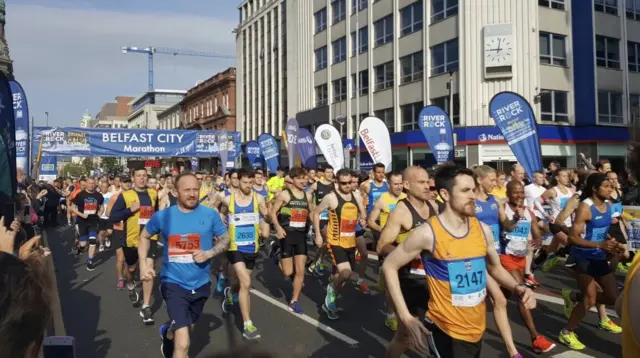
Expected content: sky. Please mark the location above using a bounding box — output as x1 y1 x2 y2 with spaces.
6 0 240 127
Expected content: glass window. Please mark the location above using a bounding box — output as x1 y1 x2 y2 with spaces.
630 94 640 121
539 0 565 10
351 27 368 56
400 1 423 36
315 84 328 107
595 0 618 15
333 77 348 102
627 0 640 20
430 38 459 75
332 0 346 24
374 15 393 46
351 69 369 97
401 102 424 131
400 51 424 84
374 108 395 132
540 90 569 123
539 32 567 66
431 94 460 125
374 61 394 91
629 42 640 72
315 46 328 70
596 35 620 69
351 0 368 13
315 8 327 33
431 0 458 23
598 91 624 124
332 37 347 63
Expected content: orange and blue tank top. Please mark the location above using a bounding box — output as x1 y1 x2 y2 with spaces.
424 215 488 343
327 192 359 248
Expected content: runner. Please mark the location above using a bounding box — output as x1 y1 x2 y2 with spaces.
270 167 312 313
109 167 160 324
491 170 507 200
106 176 131 290
500 180 556 353
97 181 113 252
312 168 366 320
159 177 178 209
306 165 335 276
252 169 269 198
382 164 535 358
606 170 631 274
71 177 104 271
220 168 268 340
361 163 389 216
376 166 434 357
558 173 622 350
137 172 230 358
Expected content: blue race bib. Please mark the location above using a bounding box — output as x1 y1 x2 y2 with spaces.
560 197 569 209
591 227 607 243
235 226 256 245
511 221 531 240
320 209 329 220
447 258 487 307
490 224 500 243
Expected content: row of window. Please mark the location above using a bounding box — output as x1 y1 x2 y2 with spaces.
540 0 640 22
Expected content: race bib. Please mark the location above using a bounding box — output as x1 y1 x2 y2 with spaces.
372 191 382 203
234 225 257 246
409 258 426 276
448 258 487 307
511 221 531 240
290 208 308 228
139 206 154 225
84 201 97 215
320 209 329 220
592 227 607 243
560 197 569 210
167 234 201 263
340 219 357 237
490 224 501 252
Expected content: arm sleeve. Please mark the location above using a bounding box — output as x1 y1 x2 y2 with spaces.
144 211 162 236
211 211 228 237
109 195 133 223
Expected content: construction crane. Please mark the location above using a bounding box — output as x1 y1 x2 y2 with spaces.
121 46 235 91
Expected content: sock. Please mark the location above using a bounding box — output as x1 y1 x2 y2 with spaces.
142 304 149 309
87 257 93 263
127 283 135 291
386 312 395 319
561 328 571 335
244 320 253 328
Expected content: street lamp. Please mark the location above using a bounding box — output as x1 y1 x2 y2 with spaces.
45 112 49 127
334 115 346 137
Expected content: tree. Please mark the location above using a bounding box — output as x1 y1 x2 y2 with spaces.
101 157 120 174
63 164 86 178
81 157 93 175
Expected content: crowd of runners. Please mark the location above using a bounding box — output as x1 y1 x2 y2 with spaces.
54 158 638 358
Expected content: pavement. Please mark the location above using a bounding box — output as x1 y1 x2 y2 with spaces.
46 225 624 358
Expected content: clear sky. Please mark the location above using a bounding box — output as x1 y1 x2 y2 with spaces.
6 0 239 127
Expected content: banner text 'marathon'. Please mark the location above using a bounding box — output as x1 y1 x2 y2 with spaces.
123 145 166 153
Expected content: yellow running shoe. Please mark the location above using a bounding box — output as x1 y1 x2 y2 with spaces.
559 330 586 350
542 254 559 273
617 262 629 274
599 317 622 334
385 316 398 331
561 289 576 320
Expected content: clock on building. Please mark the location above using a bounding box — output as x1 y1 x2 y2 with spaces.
483 23 513 79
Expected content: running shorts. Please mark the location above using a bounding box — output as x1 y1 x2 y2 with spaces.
98 218 112 232
327 245 356 268
161 281 210 330
281 231 308 258
77 220 98 242
570 255 612 277
424 317 482 358
226 251 259 270
499 254 527 274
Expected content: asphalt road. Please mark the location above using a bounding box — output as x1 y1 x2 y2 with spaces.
46 225 624 358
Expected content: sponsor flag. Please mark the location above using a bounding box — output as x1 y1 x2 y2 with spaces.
258 133 280 173
285 118 299 168
418 105 454 163
0 72 16 197
9 80 29 174
218 130 229 176
358 116 392 172
38 156 57 182
489 92 543 179
314 124 344 170
297 128 317 168
245 141 263 168
190 158 199 172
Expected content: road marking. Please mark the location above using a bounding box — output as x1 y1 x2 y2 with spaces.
535 293 618 318
550 351 597 357
250 288 359 346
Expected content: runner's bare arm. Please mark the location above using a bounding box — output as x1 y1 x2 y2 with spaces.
554 195 580 234
377 203 411 256
534 189 553 217
382 224 434 320
138 227 153 271
312 193 336 234
530 213 543 247
481 222 524 292
498 202 518 232
270 190 290 231
209 231 230 257
367 196 385 233
568 203 601 249
257 195 270 222
353 191 367 224
306 190 315 213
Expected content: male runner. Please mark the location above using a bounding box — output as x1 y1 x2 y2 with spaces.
138 173 230 358
220 168 269 340
306 165 335 276
110 167 160 324
106 176 131 290
313 169 366 320
253 169 269 198
97 181 113 252
361 163 389 215
382 165 536 358
72 177 104 271
377 166 435 357
270 167 313 313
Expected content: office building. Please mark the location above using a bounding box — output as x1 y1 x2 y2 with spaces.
127 89 186 129
181 67 237 131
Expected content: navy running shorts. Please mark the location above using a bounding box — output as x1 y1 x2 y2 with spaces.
161 281 211 331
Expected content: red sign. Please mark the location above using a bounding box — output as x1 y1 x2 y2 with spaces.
144 160 161 168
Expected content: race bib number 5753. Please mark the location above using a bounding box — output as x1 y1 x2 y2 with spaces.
168 234 201 263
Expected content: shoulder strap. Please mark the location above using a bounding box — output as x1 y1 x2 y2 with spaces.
229 193 235 214
253 193 259 212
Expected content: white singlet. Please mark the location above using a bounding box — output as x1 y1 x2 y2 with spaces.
549 186 573 227
502 205 533 257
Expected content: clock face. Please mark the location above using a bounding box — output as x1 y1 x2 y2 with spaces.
484 36 513 65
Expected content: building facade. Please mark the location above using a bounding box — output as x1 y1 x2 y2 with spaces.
157 102 182 130
270 0 634 171
181 67 237 131
93 96 133 128
127 90 186 129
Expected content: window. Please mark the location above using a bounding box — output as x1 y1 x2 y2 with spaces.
629 42 640 72
431 0 458 22
333 77 348 101
375 108 395 132
539 32 567 66
351 70 369 97
351 0 368 13
315 8 327 33
540 90 569 123
400 1 423 36
351 27 368 56
332 37 347 63
374 15 393 46
400 51 424 84
374 61 394 91
401 102 424 131
315 46 328 70
315 84 328 107
595 0 618 15
539 0 565 10
431 94 460 125
431 38 459 75
350 114 367 139
630 94 640 120
627 0 640 20
332 0 346 24
596 35 620 69
598 91 624 124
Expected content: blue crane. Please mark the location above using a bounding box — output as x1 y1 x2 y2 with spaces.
121 46 235 91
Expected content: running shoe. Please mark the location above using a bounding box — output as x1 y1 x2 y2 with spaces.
561 288 576 320
243 323 261 340
617 262 629 274
98 245 105 253
117 279 125 290
541 253 559 273
140 306 155 325
221 287 238 313
355 279 370 294
558 330 586 350
599 317 622 334
128 288 140 305
524 274 541 289
532 335 556 353
215 273 227 294
86 261 95 271
159 323 174 358
105 238 111 248
288 301 303 314
322 303 339 320
511 354 523 358
384 316 398 331
324 284 337 312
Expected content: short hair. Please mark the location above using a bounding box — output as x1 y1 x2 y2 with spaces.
495 169 506 177
373 163 385 171
596 159 610 170
471 165 495 179
510 163 523 173
434 164 474 194
336 168 352 180
236 168 254 180
289 167 307 179
174 173 197 189
533 170 545 176
387 171 402 181
255 169 264 175
322 164 334 172
131 167 146 177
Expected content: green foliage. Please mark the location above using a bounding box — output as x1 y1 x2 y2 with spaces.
81 157 93 175
101 157 120 174
63 164 86 178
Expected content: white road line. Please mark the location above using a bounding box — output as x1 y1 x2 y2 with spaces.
550 351 598 357
535 293 618 318
250 288 359 346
